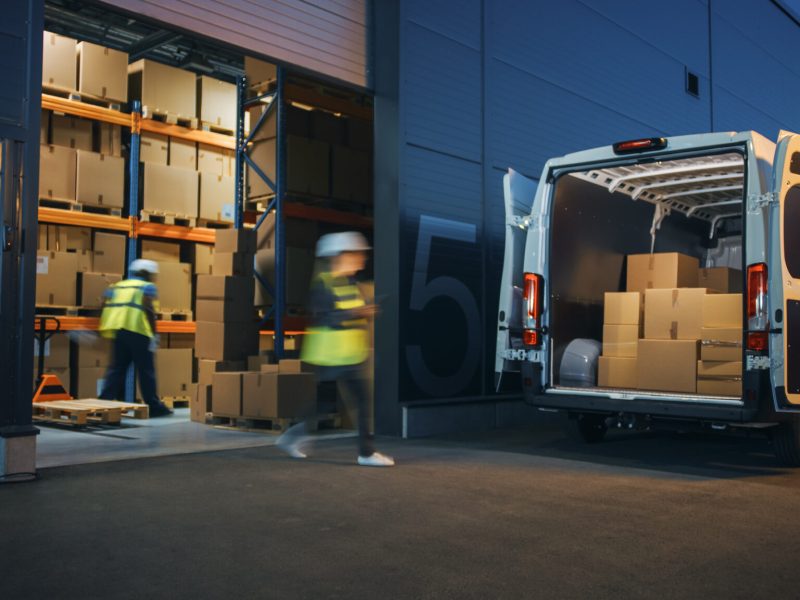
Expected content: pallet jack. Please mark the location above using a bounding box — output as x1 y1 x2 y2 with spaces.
32 316 72 402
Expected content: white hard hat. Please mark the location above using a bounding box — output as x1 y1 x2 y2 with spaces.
315 232 370 258
129 259 159 275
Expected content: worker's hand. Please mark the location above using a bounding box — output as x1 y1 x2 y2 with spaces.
148 335 160 353
358 304 379 317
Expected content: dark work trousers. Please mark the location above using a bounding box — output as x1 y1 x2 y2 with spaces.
306 365 375 457
99 329 159 408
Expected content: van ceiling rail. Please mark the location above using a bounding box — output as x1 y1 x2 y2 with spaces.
570 152 744 224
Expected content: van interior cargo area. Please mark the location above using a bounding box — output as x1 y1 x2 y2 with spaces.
549 151 745 398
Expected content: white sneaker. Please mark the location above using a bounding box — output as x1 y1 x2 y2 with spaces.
276 423 308 459
357 452 395 467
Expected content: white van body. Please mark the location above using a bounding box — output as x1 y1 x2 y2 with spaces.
495 131 800 463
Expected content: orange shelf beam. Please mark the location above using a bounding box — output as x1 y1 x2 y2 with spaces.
135 221 217 244
282 202 373 228
34 318 306 336
139 118 235 150
38 208 133 233
42 94 131 127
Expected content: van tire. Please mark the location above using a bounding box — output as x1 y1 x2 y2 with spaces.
772 417 800 467
569 413 608 444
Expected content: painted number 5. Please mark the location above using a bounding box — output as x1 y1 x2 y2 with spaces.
406 215 481 397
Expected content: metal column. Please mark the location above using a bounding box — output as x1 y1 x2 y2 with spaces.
235 68 286 359
124 100 142 403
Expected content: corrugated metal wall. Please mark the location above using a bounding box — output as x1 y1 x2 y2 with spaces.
391 0 800 414
99 0 368 87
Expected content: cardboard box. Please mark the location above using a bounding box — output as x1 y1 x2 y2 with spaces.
38 225 48 250
246 102 276 141
98 123 122 157
697 360 742 397
41 109 50 145
254 246 315 306
142 163 199 217
248 136 330 199
213 252 254 278
260 363 280 374
279 359 311 374
198 358 246 387
644 288 707 340
196 299 255 323
199 172 235 222
39 145 77 201
196 321 259 361
76 367 105 399
77 41 128 102
197 143 234 177
128 59 196 119
197 76 236 131
46 225 68 252
140 132 169 165
636 339 698 394
598 356 637 388
242 372 316 419
332 145 370 204
700 327 743 362
247 354 272 371
142 240 181 263
166 333 195 349
75 337 112 368
347 117 372 151
92 232 126 275
311 111 345 145
78 272 120 308
36 251 78 306
195 244 214 275
626 253 698 294
156 262 192 311
603 292 642 326
51 114 93 151
215 228 257 254
192 384 212 423
74 249 93 274
211 371 246 417
196 274 255 323
155 348 193 399
247 138 275 199
76 150 125 208
169 138 197 170
244 56 277 89
34 333 70 369
602 324 640 358
43 32 76 90
698 267 743 293
64 226 92 251
703 294 742 328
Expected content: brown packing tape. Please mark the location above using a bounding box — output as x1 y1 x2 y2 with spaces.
670 321 678 340
648 254 655 269
671 289 679 307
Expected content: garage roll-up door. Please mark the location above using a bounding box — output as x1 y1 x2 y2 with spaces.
99 0 369 88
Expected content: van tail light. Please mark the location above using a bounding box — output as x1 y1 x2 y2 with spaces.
522 272 543 347
747 263 769 351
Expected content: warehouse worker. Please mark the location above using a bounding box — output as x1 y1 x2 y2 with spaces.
276 232 394 467
97 259 173 417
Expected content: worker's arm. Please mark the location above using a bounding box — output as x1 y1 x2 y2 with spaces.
142 295 157 339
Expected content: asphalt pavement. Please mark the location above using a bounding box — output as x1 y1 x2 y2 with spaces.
2 423 800 599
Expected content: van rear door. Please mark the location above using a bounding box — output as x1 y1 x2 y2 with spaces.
771 133 800 405
495 169 538 387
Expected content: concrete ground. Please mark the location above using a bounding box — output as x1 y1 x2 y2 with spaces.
3 423 800 599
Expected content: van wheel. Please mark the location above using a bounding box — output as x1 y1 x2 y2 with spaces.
772 417 800 467
568 413 608 444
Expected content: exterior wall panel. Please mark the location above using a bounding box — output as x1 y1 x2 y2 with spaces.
99 0 368 87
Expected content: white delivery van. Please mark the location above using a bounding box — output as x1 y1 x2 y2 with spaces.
496 132 800 465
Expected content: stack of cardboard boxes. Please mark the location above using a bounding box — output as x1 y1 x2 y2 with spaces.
192 228 316 424
598 252 743 397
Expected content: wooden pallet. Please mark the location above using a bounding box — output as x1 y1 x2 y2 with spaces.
141 106 198 129
161 396 191 409
210 412 341 433
35 305 102 317
32 399 149 426
197 218 234 229
43 85 125 111
199 121 235 136
40 198 123 217
156 309 192 322
140 210 197 228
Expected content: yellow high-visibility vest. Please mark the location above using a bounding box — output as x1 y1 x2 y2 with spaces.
99 279 156 339
301 273 369 367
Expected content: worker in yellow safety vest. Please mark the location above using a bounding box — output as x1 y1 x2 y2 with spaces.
276 232 394 467
98 259 172 417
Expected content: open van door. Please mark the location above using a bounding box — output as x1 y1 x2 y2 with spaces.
770 132 800 406
495 169 537 389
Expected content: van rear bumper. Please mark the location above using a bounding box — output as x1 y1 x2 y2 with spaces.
527 388 756 422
